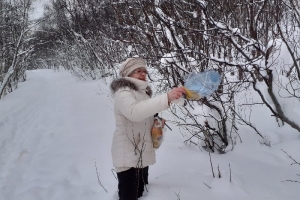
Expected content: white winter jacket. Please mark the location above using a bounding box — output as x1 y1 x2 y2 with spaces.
110 77 169 171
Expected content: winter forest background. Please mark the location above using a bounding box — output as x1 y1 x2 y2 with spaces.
1 0 300 199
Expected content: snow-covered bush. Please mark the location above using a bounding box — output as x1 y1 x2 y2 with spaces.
0 0 34 98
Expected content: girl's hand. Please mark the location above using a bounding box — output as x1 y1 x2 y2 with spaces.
167 87 186 103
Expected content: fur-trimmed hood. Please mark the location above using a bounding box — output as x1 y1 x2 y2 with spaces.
110 77 152 97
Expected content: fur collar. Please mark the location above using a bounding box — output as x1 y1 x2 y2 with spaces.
110 78 152 97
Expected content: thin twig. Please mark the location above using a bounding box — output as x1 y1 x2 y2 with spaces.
174 190 181 200
203 182 212 189
281 149 300 165
111 169 117 180
229 163 232 182
209 152 215 178
282 180 300 183
94 160 108 193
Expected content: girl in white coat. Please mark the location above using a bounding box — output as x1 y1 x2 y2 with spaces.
110 57 185 200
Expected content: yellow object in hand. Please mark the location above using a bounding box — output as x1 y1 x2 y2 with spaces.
183 87 201 100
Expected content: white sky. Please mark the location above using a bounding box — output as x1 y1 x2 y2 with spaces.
30 0 48 20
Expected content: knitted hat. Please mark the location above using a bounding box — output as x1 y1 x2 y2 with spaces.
119 57 147 77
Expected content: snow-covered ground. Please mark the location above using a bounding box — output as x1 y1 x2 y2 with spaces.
0 69 299 200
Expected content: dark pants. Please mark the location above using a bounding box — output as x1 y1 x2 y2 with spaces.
117 167 149 200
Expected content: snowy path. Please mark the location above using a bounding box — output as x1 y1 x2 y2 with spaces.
0 70 115 200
